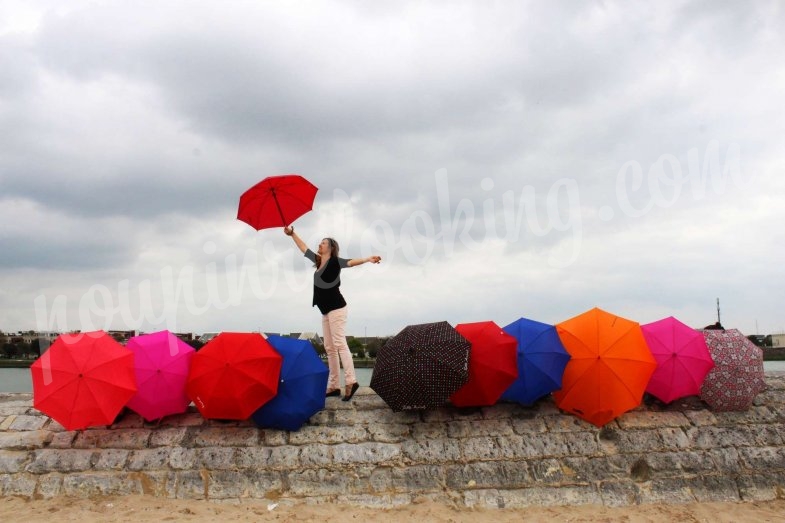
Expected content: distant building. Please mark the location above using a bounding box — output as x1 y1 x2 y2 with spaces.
198 332 219 344
772 334 785 348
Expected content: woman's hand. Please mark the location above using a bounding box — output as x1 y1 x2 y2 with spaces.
284 226 294 236
368 255 382 264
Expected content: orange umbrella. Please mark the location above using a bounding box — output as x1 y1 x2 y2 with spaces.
553 308 656 427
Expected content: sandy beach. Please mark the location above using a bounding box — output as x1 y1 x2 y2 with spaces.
2 496 784 522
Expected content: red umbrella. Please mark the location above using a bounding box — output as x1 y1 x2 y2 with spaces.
641 316 714 404
30 331 137 430
237 174 318 230
186 332 282 419
449 321 518 407
700 328 766 411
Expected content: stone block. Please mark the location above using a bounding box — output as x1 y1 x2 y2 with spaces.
25 449 94 473
542 414 595 433
149 427 188 447
61 472 143 497
616 411 690 430
288 468 361 496
657 427 690 450
708 447 742 473
0 430 52 450
334 409 419 426
463 485 602 508
244 470 284 499
206 470 250 499
176 470 207 499
739 446 785 470
460 437 510 461
287 425 367 445
168 447 198 470
446 419 514 438
394 465 445 493
332 442 401 464
420 409 455 422
48 431 76 449
528 458 576 484
684 410 717 426
261 429 289 446
92 449 130 470
296 444 332 467
0 415 14 430
110 411 145 429
306 409 332 425
613 429 664 453
714 406 778 425
599 480 642 507
188 427 260 447
0 450 29 473
35 473 63 499
73 429 151 449
197 447 237 470
737 471 785 501
505 433 571 459
367 423 411 443
510 417 549 435
402 438 461 463
686 426 756 450
9 415 48 431
266 446 301 469
334 493 412 508
560 456 626 482
446 461 532 490
637 477 696 504
127 448 173 471
0 472 37 497
156 411 205 427
753 425 784 446
690 474 741 503
409 422 449 440
565 431 600 455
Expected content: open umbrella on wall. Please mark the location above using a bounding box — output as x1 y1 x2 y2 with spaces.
125 330 195 422
370 321 470 412
641 317 714 404
700 328 766 411
186 332 282 420
237 174 318 230
501 317 571 406
554 308 657 427
449 321 518 407
30 331 137 430
251 335 329 431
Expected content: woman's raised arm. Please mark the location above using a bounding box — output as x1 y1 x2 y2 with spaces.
284 226 308 254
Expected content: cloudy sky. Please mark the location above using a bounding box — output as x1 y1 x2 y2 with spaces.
1 1 784 339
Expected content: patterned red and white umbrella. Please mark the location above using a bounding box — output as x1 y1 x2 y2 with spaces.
700 328 766 411
370 321 470 411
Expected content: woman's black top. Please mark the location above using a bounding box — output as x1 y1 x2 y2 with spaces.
304 249 350 315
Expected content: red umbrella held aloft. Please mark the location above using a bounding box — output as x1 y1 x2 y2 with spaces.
186 332 282 420
30 331 137 430
237 174 318 230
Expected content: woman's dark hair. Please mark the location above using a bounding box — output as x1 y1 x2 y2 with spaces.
314 237 340 268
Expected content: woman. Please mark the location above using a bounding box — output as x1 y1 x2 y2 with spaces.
284 226 382 401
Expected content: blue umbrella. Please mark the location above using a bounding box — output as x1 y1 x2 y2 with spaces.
501 317 571 405
251 335 328 431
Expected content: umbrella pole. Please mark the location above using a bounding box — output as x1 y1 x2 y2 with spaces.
270 188 287 227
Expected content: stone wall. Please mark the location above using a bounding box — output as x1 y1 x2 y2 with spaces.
1 375 784 508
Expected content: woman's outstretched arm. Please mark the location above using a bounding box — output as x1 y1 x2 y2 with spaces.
347 255 382 267
284 226 308 254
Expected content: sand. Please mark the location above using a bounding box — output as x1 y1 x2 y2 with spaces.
1 496 784 522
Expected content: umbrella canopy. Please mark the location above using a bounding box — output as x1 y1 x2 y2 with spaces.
500 317 571 405
237 174 318 230
554 308 657 427
186 332 282 420
641 316 715 404
30 331 137 430
125 330 195 422
449 321 518 407
251 335 329 431
370 321 470 412
700 328 766 411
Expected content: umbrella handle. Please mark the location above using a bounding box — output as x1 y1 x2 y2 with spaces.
270 188 287 227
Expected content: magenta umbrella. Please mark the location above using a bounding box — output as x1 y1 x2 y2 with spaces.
125 330 195 422
641 316 715 404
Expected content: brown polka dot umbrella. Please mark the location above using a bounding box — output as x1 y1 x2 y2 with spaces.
370 321 470 412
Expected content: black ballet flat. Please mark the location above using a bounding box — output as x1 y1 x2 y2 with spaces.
325 389 341 397
342 382 360 402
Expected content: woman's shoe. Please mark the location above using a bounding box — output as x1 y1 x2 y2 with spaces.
326 389 341 397
342 382 360 402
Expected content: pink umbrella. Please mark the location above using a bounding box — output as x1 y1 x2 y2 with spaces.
126 330 195 422
700 328 766 411
641 316 715 404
